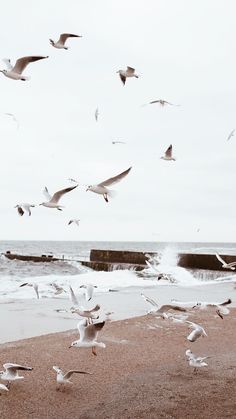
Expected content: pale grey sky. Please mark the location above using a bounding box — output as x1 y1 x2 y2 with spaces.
0 0 236 241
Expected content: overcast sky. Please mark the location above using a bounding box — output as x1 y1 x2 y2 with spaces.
0 0 236 242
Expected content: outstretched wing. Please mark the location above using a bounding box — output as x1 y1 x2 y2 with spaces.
50 185 77 204
59 33 81 44
126 66 135 74
119 73 126 85
141 293 159 308
98 167 131 187
215 253 226 265
64 370 92 379
165 145 173 158
43 187 52 201
17 206 24 216
12 56 48 74
84 321 105 342
3 363 33 372
69 285 79 307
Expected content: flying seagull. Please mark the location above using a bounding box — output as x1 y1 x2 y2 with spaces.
20 282 39 299
86 167 132 202
50 33 82 49
192 298 232 319
68 219 80 226
112 141 126 145
215 253 236 270
80 284 97 301
117 66 139 85
49 283 66 295
149 99 179 106
69 319 106 355
141 293 186 318
227 129 235 141
161 144 176 161
5 113 19 129
185 321 207 342
40 185 77 210
0 56 48 81
15 203 35 216
71 304 100 321
95 107 99 121
0 363 33 388
53 366 91 389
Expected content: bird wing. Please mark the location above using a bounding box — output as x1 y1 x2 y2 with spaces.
165 145 173 158
84 321 105 342
12 56 48 74
19 282 29 288
149 100 160 104
2 58 13 70
64 370 91 379
59 33 80 43
69 285 79 306
226 261 236 267
227 129 235 141
17 206 24 216
50 185 77 204
33 283 39 299
215 253 226 265
43 187 52 201
87 304 101 313
119 73 126 85
98 167 131 187
141 293 159 308
77 319 87 340
219 298 232 306
95 108 99 121
53 366 61 374
3 363 32 372
126 66 135 74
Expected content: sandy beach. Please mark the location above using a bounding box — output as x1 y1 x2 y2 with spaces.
1 308 236 419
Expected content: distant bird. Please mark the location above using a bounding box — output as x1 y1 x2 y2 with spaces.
161 144 176 161
95 107 99 121
185 321 207 342
117 66 139 85
71 304 100 321
0 363 33 387
19 282 39 299
0 383 9 393
185 350 209 372
5 113 19 129
192 298 231 319
149 99 179 106
68 219 80 226
49 283 66 295
69 319 106 355
15 203 35 217
141 293 186 318
112 141 126 145
53 366 91 389
0 56 48 81
68 178 79 184
40 185 77 210
227 129 235 141
80 284 97 301
86 167 132 202
215 253 236 270
49 33 82 49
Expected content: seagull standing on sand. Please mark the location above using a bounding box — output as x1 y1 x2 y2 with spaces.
19 282 39 299
86 167 132 202
161 144 176 161
0 363 33 387
185 321 207 342
0 56 48 81
215 253 236 270
49 33 82 49
185 350 209 372
117 66 139 85
141 293 186 318
68 219 80 226
40 185 77 210
15 203 35 216
53 366 91 389
80 284 97 301
70 319 106 355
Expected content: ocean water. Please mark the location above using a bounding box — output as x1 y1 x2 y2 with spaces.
0 240 236 300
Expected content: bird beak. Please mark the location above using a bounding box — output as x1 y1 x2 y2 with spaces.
86 188 89 192
69 345 72 348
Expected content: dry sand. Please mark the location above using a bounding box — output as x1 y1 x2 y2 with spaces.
0 310 236 419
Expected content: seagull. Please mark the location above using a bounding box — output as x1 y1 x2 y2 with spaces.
192 298 232 319
215 253 236 270
5 113 19 129
69 285 80 308
161 144 176 161
53 366 91 389
39 185 77 210
149 99 179 106
227 129 235 141
19 282 39 299
69 319 106 355
68 178 79 184
71 304 100 321
86 167 132 202
15 203 35 216
141 293 187 318
95 107 99 121
0 363 33 387
49 33 82 49
49 283 66 295
112 141 126 145
0 383 9 393
80 284 97 301
0 56 48 81
185 321 207 342
117 66 139 85
185 350 208 373
68 219 80 226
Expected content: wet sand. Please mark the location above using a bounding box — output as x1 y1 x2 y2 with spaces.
1 309 236 419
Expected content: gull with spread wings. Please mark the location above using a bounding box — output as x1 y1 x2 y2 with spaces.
15 203 35 217
50 33 82 49
0 363 33 388
40 185 77 210
215 253 236 270
53 366 91 389
161 144 176 161
0 56 48 81
86 167 131 202
69 319 106 356
117 66 139 85
141 293 187 318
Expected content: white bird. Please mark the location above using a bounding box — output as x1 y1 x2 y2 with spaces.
117 66 139 85
53 366 91 389
148 99 179 106
0 383 9 393
80 284 97 301
86 167 132 202
0 363 33 387
68 219 80 226
5 112 19 129
161 144 176 161
19 282 39 299
185 321 207 342
40 185 77 210
49 283 66 295
15 203 35 216
69 319 106 355
227 129 235 141
0 56 48 81
69 285 80 308
112 141 126 145
141 293 186 318
71 304 100 321
192 298 231 319
185 350 209 372
215 253 236 270
49 33 82 49
95 107 99 121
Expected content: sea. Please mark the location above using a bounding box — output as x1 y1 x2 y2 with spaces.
0 241 236 300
